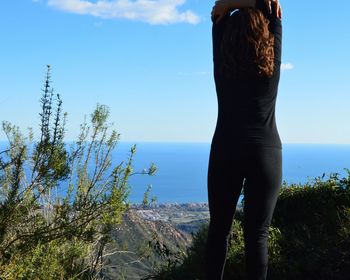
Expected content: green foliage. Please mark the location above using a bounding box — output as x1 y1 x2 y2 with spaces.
0 238 91 280
0 65 157 279
151 170 350 280
268 171 350 280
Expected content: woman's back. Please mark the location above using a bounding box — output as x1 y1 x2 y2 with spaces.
212 4 282 148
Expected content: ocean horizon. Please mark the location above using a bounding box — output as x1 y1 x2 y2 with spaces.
1 141 350 204
118 142 350 204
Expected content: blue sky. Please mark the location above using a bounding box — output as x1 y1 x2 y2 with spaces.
0 0 349 144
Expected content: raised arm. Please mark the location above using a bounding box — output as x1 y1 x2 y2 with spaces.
256 0 283 63
212 0 258 81
211 0 281 24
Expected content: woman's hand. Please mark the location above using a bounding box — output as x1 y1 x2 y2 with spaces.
264 0 282 19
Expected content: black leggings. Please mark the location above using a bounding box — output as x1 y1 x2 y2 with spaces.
204 141 282 280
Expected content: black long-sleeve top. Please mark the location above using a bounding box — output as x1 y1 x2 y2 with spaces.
212 0 282 149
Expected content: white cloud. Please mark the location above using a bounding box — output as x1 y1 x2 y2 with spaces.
47 0 200 24
281 62 294 71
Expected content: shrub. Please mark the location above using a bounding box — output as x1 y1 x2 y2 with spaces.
0 65 156 279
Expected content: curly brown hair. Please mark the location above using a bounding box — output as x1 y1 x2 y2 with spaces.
221 8 274 78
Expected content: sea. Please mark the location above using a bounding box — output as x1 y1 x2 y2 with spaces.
113 142 350 204
1 141 350 204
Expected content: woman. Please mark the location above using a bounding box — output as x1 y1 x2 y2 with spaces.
205 0 283 279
